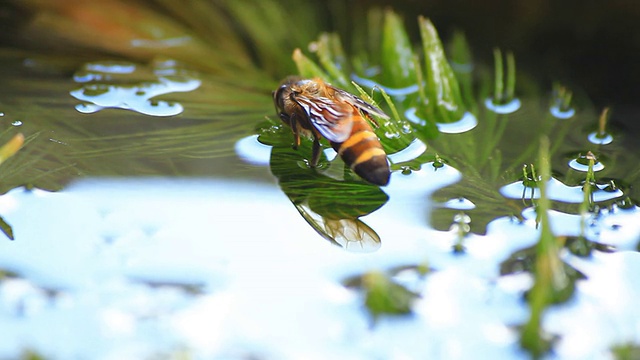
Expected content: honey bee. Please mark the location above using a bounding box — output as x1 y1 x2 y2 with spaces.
273 76 391 186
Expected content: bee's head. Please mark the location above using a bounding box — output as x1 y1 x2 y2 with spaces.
273 76 305 119
273 83 289 114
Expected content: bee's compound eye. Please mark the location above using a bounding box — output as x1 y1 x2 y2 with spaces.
274 85 288 109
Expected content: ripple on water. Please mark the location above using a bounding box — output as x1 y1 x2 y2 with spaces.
234 135 272 166
484 98 521 114
500 177 624 203
405 107 477 133
350 74 420 98
568 158 605 172
587 132 613 145
549 105 576 119
387 138 427 164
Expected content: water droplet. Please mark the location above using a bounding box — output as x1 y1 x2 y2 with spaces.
384 131 400 139
0 112 5 117
587 132 613 145
49 138 68 146
11 120 22 127
484 97 521 114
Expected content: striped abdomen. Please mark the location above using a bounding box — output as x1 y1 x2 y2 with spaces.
331 113 390 186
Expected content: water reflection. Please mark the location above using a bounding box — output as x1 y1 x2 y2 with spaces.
268 143 388 252
500 177 624 203
70 60 201 116
0 1 639 358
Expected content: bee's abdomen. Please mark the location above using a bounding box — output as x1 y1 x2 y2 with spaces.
332 117 390 186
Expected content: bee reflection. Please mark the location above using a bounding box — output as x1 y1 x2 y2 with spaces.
267 142 388 252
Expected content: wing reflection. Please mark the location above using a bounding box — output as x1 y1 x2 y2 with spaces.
265 135 388 252
295 203 381 253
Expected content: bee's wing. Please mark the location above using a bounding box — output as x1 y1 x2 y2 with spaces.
294 95 354 143
331 87 390 120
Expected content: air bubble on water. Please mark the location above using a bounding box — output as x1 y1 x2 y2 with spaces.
453 213 472 224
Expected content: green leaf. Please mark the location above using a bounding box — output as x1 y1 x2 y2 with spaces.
418 16 466 124
292 48 329 80
380 10 417 88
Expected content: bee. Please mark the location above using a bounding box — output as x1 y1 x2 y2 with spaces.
273 76 391 186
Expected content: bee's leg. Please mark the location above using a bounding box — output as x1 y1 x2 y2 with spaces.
289 114 301 149
310 135 321 167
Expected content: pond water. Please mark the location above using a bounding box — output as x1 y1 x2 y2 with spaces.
0 1 639 359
